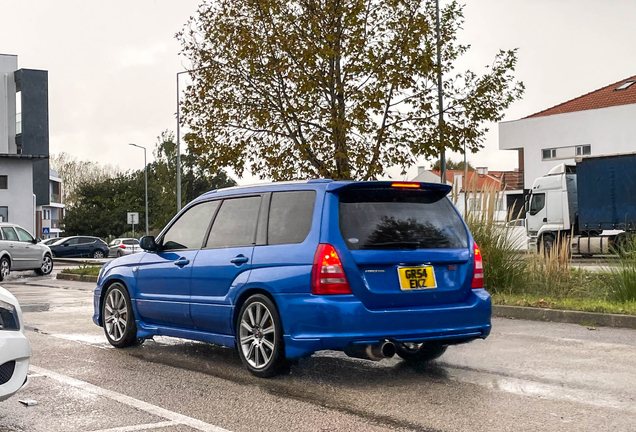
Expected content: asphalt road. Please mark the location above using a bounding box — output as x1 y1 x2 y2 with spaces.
1 271 635 432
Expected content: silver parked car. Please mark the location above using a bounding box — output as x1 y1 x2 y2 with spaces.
0 223 53 281
108 238 141 257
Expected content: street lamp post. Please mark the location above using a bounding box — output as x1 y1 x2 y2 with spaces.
129 143 149 236
436 0 446 184
176 71 188 213
176 67 214 213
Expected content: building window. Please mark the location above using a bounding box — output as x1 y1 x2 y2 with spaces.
50 181 61 203
615 81 635 91
0 175 7 189
0 207 7 222
576 145 591 156
542 149 557 160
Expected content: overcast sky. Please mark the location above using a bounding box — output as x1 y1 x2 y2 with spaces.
1 0 635 183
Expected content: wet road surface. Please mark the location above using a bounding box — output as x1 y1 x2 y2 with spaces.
1 273 635 432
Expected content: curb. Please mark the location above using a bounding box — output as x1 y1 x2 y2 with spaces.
56 273 98 283
493 305 636 329
53 258 109 266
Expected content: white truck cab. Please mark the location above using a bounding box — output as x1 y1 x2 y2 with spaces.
526 163 578 252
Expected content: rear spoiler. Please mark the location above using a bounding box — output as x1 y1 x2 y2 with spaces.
325 181 452 195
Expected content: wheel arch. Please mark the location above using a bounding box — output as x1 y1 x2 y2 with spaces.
0 251 11 265
232 286 280 337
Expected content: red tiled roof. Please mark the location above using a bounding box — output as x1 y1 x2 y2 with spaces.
432 170 523 192
525 75 636 118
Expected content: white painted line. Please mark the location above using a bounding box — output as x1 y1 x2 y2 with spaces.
27 373 45 378
88 421 179 432
30 366 232 432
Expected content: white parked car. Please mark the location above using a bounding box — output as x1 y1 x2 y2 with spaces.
0 287 30 401
108 238 141 258
0 223 54 281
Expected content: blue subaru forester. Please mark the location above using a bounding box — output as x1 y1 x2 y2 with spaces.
93 180 491 377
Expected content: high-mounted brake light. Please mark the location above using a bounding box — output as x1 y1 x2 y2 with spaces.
312 244 352 295
471 242 484 289
391 182 420 188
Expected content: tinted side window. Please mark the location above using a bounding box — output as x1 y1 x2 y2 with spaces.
15 227 34 242
65 238 80 245
206 196 261 249
79 237 95 244
268 191 315 245
1 227 18 241
530 193 545 215
162 201 220 251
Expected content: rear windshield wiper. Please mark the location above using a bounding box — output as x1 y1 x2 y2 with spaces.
362 241 421 249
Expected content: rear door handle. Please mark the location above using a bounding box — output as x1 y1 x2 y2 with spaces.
174 257 190 267
230 255 249 265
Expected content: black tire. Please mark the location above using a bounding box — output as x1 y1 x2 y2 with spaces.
35 254 53 276
236 294 286 378
117 250 123 258
541 234 555 255
102 283 138 348
93 250 105 259
0 256 10 282
395 342 447 363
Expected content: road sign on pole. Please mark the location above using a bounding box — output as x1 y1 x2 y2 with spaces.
127 212 140 238
127 212 139 224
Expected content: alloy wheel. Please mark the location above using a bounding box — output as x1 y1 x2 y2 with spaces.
239 302 276 369
41 255 53 274
0 259 9 279
104 288 128 342
94 250 104 258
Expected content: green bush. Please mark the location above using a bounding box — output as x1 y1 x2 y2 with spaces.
599 236 636 302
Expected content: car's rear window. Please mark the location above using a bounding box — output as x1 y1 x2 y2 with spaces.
339 189 468 250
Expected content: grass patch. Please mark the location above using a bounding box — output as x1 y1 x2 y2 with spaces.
60 265 102 276
492 293 636 316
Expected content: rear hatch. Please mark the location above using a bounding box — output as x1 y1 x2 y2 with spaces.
333 184 472 310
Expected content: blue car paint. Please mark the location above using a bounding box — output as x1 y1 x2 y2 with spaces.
93 180 491 360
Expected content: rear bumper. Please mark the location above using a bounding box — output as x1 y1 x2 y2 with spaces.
275 289 492 359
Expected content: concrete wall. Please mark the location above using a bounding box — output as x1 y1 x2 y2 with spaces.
499 103 636 188
0 54 18 154
0 158 34 230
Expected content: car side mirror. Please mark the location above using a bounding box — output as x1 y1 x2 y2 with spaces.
139 236 158 252
63 243 69 247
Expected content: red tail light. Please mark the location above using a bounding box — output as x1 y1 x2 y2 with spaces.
471 242 484 289
120 245 126 249
312 244 352 295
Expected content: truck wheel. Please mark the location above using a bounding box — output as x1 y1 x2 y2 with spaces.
541 235 555 255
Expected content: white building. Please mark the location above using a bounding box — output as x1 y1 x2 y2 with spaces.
499 75 636 189
1 53 63 239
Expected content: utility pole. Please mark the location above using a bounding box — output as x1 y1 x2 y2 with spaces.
436 0 446 185
129 143 149 236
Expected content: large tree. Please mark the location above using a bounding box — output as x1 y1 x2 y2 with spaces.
177 0 524 181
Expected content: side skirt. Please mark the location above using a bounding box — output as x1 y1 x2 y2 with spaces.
136 320 236 349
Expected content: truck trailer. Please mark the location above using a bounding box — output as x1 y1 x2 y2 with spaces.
526 152 636 255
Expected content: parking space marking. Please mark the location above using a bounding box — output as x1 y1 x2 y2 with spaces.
30 366 232 432
88 421 179 432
